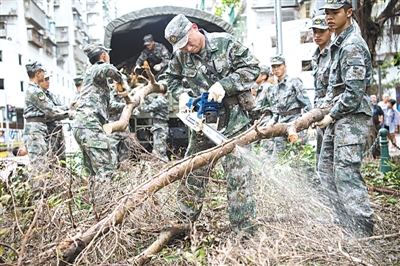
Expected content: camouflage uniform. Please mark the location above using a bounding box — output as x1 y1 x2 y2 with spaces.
23 82 69 174
141 94 170 160
317 22 374 232
165 14 260 234
108 89 135 167
311 16 332 169
136 35 171 80
269 66 312 155
45 90 67 163
73 44 126 181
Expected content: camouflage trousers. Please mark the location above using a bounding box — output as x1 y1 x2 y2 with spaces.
73 126 114 182
47 122 66 164
177 128 256 234
315 127 325 170
109 130 136 167
23 122 49 175
318 113 374 219
151 122 169 160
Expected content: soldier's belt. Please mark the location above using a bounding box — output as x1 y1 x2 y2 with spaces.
279 109 301 116
224 95 239 105
25 117 46 123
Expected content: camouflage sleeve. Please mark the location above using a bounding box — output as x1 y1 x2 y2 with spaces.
293 78 312 112
108 90 126 115
142 98 162 113
160 44 171 68
27 89 68 121
166 55 194 102
136 50 147 67
330 44 368 119
218 37 260 97
103 64 124 84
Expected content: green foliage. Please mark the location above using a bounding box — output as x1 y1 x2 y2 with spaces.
392 51 400 71
278 142 316 171
214 0 241 18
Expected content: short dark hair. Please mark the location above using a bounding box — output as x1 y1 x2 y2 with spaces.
389 99 396 106
343 3 352 12
12 146 20 157
89 50 105 65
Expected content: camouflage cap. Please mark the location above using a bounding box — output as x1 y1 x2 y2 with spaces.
309 15 329 30
165 14 193 52
260 65 271 75
270 54 285 65
73 76 83 86
319 0 352 10
25 61 44 73
83 42 111 59
44 70 52 79
143 34 154 46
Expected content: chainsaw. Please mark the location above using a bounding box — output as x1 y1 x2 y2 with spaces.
177 92 230 145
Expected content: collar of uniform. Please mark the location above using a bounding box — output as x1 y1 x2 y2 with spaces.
279 74 288 85
332 24 354 48
28 81 40 88
201 29 218 54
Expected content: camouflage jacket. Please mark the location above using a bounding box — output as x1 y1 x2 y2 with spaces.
23 82 69 122
254 81 275 114
74 61 125 128
312 41 331 107
270 75 312 122
166 29 260 136
142 95 169 122
322 24 373 119
108 89 127 122
136 42 171 68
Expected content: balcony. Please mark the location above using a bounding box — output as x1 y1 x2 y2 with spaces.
45 38 57 57
56 26 69 43
57 46 69 57
0 28 6 38
54 0 60 7
24 0 46 30
71 0 83 16
27 27 44 48
74 45 87 64
0 1 18 17
74 30 83 44
81 22 89 37
73 13 83 29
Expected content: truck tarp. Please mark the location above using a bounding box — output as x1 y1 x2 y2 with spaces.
104 6 234 71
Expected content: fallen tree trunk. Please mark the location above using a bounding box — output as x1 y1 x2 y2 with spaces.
53 107 329 264
103 61 164 134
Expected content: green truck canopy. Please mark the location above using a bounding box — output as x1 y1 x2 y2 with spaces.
104 6 234 71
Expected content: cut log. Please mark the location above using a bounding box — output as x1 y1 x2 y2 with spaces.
52 107 330 264
103 61 164 134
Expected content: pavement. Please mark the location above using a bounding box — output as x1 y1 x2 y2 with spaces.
388 133 400 157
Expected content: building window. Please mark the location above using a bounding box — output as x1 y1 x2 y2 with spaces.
0 79 4 90
18 54 22 65
20 81 24 92
0 51 2 62
271 36 276 48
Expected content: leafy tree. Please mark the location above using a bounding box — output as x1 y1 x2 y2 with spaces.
214 0 241 18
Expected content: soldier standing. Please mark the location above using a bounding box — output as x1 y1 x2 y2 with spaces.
72 43 130 183
134 34 171 80
309 15 334 168
23 61 69 176
141 89 170 161
317 0 374 237
165 14 260 235
39 71 68 165
267 55 312 156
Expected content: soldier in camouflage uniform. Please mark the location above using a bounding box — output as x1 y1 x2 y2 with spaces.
39 72 68 165
267 55 312 156
23 61 69 175
141 89 170 161
72 43 130 182
310 15 333 169
317 0 374 237
134 34 171 80
165 14 260 234
108 85 137 168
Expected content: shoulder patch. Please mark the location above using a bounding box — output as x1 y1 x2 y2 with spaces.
37 91 46 101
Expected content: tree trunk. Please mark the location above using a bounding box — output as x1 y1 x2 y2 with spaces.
103 61 164 134
54 107 329 264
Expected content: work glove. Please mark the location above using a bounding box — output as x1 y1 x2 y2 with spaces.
207 82 225 103
134 65 141 74
153 64 162 72
307 126 316 139
266 119 276 127
116 82 130 98
315 114 333 129
179 93 190 113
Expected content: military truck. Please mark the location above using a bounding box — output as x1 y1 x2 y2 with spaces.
103 6 233 156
